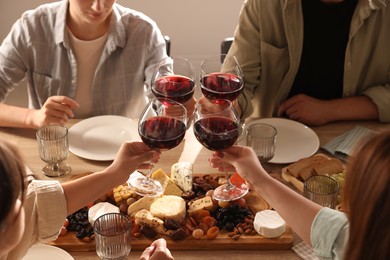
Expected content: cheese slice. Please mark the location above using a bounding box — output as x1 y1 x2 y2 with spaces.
88 202 119 226
188 196 214 216
171 162 193 192
150 195 186 224
151 169 183 196
127 196 159 217
253 210 286 238
134 209 166 235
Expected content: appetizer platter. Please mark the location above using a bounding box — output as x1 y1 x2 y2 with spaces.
281 153 346 205
50 162 293 251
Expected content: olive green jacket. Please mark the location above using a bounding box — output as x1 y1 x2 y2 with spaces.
228 0 390 122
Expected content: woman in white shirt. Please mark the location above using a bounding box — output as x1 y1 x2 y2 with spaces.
209 130 390 259
0 139 173 260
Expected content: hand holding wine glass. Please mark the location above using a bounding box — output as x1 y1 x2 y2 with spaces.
193 99 248 201
128 98 187 197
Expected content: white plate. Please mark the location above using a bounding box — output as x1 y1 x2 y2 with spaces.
239 118 319 164
22 244 74 260
69 115 138 161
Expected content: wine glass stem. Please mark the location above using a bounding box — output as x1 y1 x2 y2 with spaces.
223 162 234 190
141 162 155 185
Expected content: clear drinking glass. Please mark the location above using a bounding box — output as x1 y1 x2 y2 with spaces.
93 213 132 260
36 124 71 177
246 123 277 164
193 99 248 201
128 98 187 197
303 175 340 208
151 56 196 104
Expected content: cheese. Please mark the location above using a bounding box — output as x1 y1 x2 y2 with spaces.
88 202 119 226
253 210 286 238
134 209 166 235
150 195 186 224
127 196 159 217
112 184 136 205
171 162 193 192
151 169 183 196
188 196 214 216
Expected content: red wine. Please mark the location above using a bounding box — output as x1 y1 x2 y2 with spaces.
193 116 239 151
152 75 195 103
200 73 243 102
139 116 186 150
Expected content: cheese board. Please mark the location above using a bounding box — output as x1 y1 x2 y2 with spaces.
49 171 294 251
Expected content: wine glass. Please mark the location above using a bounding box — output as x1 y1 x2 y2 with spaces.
200 54 243 103
193 99 248 201
200 54 245 139
151 56 196 104
128 98 187 197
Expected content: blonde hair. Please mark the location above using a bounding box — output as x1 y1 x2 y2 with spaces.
0 140 27 226
344 129 390 259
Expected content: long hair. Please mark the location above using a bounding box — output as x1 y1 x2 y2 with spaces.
0 140 27 228
344 129 390 259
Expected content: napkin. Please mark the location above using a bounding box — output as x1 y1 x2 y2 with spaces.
321 125 376 161
292 241 320 260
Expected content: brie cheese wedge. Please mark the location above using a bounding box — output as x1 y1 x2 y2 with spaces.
253 210 286 238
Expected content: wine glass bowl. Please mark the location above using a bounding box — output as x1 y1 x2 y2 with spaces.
151 56 196 104
128 98 187 197
200 54 243 103
193 99 248 201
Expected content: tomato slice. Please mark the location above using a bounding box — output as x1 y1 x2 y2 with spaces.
230 172 246 186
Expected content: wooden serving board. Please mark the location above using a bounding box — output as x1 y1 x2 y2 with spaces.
49 173 293 251
49 226 293 251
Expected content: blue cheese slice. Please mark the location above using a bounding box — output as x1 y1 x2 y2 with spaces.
171 162 193 192
253 210 286 238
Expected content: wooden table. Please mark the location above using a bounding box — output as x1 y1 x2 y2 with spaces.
1 119 388 259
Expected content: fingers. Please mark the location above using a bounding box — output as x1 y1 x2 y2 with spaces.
140 238 174 260
139 244 156 260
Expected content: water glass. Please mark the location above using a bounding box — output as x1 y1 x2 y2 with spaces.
246 123 277 163
36 124 71 177
304 175 340 208
93 213 132 260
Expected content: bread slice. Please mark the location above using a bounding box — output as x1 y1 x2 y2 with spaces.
313 158 344 176
286 154 328 179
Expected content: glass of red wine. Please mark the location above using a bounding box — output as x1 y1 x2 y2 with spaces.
151 56 196 104
193 99 248 201
128 98 187 197
200 54 243 103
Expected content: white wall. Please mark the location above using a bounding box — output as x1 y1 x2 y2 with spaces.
0 0 243 106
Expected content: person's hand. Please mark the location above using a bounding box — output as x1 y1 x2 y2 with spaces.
209 145 266 186
107 142 161 181
140 238 174 260
26 96 79 128
277 94 330 126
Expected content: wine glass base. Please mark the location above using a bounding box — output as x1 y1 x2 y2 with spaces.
42 163 71 177
127 175 163 197
212 184 249 202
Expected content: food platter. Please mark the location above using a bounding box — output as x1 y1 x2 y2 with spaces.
68 115 139 161
49 174 293 251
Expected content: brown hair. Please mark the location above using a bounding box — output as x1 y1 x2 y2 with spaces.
344 129 390 260
0 139 27 227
